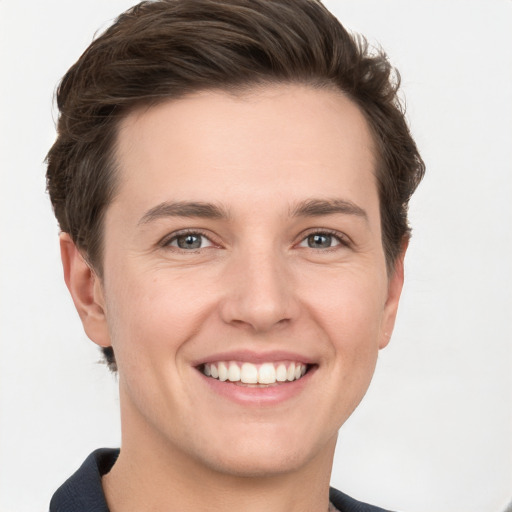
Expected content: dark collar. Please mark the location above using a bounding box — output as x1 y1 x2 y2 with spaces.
50 448 393 512
329 487 394 512
50 448 118 512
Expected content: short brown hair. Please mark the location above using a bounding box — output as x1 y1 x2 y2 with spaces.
46 0 425 370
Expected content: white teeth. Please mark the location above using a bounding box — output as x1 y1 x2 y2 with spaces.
202 361 309 384
258 363 276 384
228 362 241 382
286 362 295 381
218 362 228 381
240 362 258 383
276 363 287 382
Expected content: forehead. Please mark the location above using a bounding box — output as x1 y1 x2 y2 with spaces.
112 84 379 221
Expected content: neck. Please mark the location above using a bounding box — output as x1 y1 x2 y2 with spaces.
103 391 337 512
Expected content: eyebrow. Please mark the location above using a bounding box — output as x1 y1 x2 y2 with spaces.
290 198 368 221
138 198 368 225
138 201 230 225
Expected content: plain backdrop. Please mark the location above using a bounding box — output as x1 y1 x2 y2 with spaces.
1 1 511 511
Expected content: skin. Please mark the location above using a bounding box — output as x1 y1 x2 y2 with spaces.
61 84 405 512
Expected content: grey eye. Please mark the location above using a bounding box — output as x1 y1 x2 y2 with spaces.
174 234 205 249
307 234 334 248
165 231 215 251
298 233 343 249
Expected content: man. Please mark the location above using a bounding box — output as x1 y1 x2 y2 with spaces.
47 0 424 510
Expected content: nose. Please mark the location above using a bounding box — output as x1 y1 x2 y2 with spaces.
219 247 299 333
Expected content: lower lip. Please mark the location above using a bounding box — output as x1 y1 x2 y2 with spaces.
198 367 315 406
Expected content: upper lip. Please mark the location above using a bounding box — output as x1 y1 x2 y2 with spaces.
191 350 316 366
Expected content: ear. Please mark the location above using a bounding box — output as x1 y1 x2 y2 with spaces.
59 233 111 348
378 240 408 349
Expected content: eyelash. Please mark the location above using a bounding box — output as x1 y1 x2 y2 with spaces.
298 229 351 250
160 229 216 251
159 228 351 252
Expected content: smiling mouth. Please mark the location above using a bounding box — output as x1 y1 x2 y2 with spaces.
200 361 310 386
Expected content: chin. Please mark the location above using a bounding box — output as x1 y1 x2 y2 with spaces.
190 426 336 478
200 447 312 478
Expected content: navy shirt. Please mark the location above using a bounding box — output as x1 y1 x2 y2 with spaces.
50 448 393 512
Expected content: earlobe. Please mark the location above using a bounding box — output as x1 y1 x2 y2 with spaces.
59 233 111 348
379 241 408 349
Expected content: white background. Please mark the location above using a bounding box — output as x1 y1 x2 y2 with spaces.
0 1 511 511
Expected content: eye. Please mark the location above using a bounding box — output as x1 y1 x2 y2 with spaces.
298 231 345 249
165 232 214 250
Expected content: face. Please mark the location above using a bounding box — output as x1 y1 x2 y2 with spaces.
69 84 404 477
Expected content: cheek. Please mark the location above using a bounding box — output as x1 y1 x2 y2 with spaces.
102 269 213 421
296 272 385 427
303 269 387 344
300 267 386 396
104 267 214 364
